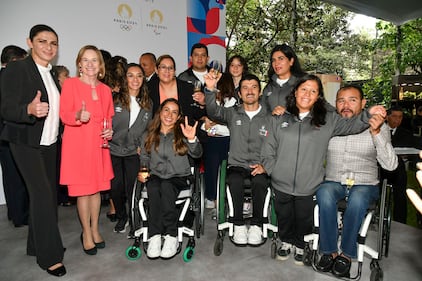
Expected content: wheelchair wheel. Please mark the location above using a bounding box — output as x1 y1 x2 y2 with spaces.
383 186 393 257
183 247 194 262
125 245 142 261
270 241 277 259
194 170 205 238
214 237 224 256
370 260 383 281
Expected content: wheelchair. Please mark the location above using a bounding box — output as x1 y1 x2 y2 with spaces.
213 159 278 256
125 165 205 262
304 179 393 281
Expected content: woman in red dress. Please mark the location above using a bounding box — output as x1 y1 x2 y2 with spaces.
60 45 114 255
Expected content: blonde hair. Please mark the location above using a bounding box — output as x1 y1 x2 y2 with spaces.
76 45 105 79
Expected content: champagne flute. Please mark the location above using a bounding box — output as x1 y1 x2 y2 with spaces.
191 80 202 107
211 60 223 76
139 160 149 180
101 118 110 148
345 171 355 189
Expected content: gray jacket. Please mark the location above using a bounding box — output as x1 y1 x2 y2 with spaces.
109 100 152 157
140 132 202 179
261 110 371 196
205 88 271 170
261 74 299 112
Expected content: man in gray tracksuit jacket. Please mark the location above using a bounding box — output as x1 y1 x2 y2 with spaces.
205 73 271 246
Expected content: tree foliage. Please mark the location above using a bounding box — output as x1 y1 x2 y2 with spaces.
362 18 422 106
225 0 372 81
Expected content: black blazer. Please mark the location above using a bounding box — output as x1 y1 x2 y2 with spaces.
147 77 206 124
392 126 422 149
0 56 61 147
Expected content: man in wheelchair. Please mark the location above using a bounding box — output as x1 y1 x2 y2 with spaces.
316 85 398 277
204 73 271 246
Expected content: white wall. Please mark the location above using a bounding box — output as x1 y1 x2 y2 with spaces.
0 0 189 75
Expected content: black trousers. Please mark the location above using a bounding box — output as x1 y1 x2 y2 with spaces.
110 154 140 223
226 167 268 226
273 189 315 249
10 143 64 269
380 157 408 224
147 175 190 237
0 141 28 226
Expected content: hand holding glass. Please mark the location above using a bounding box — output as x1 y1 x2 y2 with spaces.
191 80 203 107
139 161 149 181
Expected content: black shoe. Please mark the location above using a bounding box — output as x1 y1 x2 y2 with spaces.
127 229 135 239
106 212 117 222
316 254 334 272
114 218 128 233
47 265 66 277
332 255 351 278
94 241 106 249
80 233 97 255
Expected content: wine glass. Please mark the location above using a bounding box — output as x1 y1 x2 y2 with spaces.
139 160 150 181
211 60 223 76
345 171 355 189
101 118 110 148
191 80 202 107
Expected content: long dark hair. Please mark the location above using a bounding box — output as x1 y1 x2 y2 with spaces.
286 74 327 127
225 55 248 76
267 44 305 81
114 63 151 111
144 98 188 155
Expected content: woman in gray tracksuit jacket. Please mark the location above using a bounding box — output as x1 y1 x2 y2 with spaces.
261 44 305 115
109 63 152 234
261 74 384 261
138 98 202 259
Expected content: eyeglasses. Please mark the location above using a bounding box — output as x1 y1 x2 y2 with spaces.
158 65 175 72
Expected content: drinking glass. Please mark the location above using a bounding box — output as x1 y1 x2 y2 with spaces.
345 171 355 189
211 60 223 76
191 80 203 107
139 160 150 180
101 118 110 148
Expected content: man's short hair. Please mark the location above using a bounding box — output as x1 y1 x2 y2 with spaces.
387 105 404 115
141 52 156 62
1 45 27 64
190 43 208 56
239 73 261 92
337 84 364 100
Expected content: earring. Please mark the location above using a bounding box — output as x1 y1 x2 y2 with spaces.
79 67 82 77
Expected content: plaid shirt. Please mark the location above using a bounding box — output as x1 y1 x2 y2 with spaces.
325 123 398 185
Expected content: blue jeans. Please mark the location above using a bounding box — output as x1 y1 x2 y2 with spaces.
316 181 379 258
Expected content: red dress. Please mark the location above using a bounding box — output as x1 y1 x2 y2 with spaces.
60 77 114 196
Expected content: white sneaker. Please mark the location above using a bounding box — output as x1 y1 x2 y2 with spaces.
294 247 304 265
160 235 178 259
247 225 263 245
147 234 161 259
232 225 248 245
205 199 215 209
276 241 292 261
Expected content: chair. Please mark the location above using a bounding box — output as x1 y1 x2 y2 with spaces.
304 179 393 281
125 166 204 262
213 159 277 256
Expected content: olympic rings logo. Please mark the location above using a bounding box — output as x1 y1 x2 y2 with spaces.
120 24 132 31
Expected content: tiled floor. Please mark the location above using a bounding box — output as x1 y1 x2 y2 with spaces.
0 204 421 281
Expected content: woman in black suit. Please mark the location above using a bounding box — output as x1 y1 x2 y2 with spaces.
0 24 66 277
147 54 206 123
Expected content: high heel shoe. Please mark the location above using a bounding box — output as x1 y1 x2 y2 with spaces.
94 240 105 249
80 233 97 255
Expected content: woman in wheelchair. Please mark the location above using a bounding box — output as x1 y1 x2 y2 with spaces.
137 98 202 259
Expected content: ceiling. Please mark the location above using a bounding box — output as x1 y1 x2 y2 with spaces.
321 0 422 25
